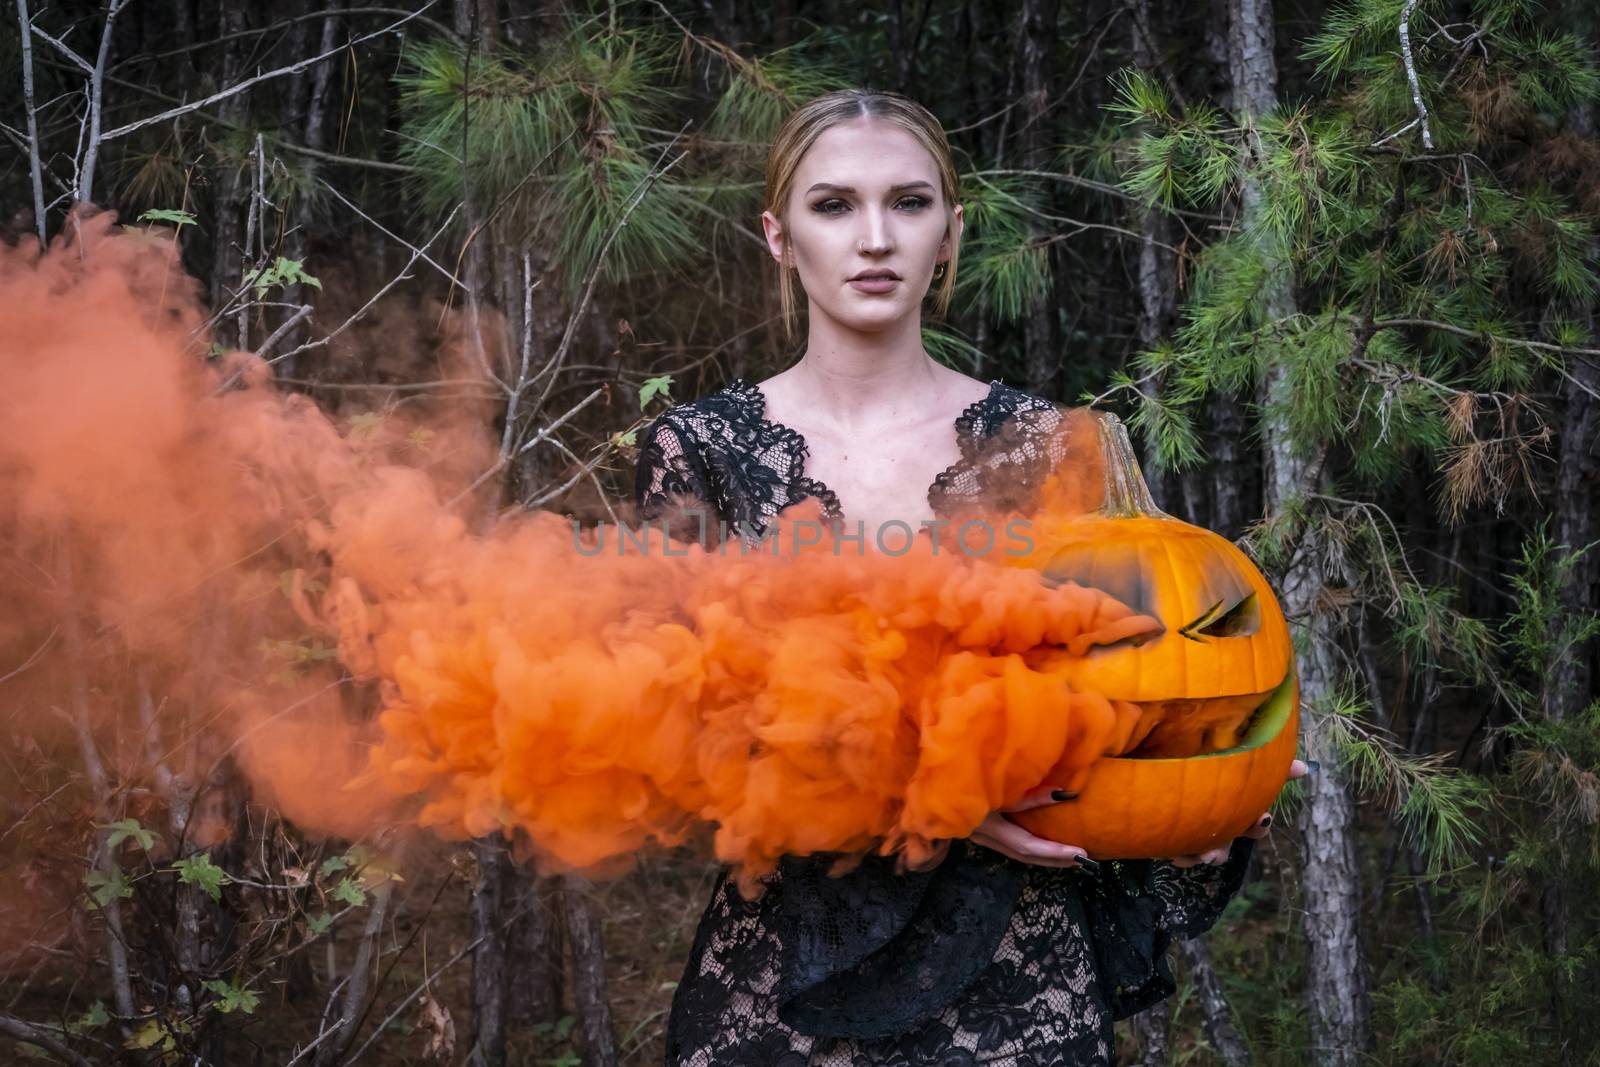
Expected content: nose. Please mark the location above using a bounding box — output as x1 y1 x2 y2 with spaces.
858 204 894 256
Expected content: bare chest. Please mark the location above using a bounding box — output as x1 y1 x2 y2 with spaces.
794 423 966 533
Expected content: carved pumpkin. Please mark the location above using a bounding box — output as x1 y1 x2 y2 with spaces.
1008 411 1299 860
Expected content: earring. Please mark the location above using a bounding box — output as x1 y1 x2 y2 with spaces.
932 262 947 281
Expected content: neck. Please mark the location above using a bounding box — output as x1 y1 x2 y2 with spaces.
787 308 945 429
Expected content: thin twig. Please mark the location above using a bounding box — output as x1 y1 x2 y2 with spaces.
261 206 463 373
448 386 604 507
97 3 438 143
319 178 470 292
116 6 460 66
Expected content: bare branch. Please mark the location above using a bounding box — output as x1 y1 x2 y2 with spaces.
1397 0 1434 150
311 878 395 1066
16 0 46 243
76 0 128 204
1371 317 1600 359
28 23 94 73
0 1014 99 1067
254 304 314 361
97 3 439 144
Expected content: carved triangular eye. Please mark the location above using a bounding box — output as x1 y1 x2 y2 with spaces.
1178 593 1259 641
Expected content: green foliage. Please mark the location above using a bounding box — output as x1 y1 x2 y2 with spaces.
241 256 321 299
102 817 157 851
331 876 367 907
955 174 1052 321
136 208 198 228
395 22 716 291
637 374 673 410
174 853 229 902
202 977 260 1015
84 866 133 908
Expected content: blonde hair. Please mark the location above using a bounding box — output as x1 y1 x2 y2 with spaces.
764 88 962 343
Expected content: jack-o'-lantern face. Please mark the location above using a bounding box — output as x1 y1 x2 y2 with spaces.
1014 411 1293 758
1036 511 1292 757
1000 410 1300 859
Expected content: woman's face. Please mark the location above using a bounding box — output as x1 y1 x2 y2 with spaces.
762 116 962 335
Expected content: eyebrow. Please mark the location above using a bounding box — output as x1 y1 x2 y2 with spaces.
805 181 937 195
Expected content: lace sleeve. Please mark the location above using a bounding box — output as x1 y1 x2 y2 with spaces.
1149 835 1256 940
634 412 717 547
1076 836 1255 1020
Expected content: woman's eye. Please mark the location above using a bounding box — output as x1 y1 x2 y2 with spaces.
812 199 847 215
896 196 930 210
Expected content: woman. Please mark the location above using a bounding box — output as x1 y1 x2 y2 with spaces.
635 88 1302 1067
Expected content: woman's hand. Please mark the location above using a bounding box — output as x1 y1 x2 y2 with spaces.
1162 758 1310 868
969 785 1100 872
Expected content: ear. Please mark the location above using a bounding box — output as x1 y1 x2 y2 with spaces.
938 203 964 262
760 209 788 268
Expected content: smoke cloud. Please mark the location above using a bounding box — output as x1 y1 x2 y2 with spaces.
1 213 1157 900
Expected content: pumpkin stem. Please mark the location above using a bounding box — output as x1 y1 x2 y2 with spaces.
1093 411 1169 519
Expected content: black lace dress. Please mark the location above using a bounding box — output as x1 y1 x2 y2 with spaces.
633 376 1257 1067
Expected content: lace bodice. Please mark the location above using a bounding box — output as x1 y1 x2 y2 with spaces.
634 374 1257 1066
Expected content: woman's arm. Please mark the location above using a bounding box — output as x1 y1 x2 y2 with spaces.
634 412 717 546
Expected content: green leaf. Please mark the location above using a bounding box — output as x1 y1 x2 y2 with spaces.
68 1000 110 1034
202 977 260 1015
102 817 157 851
174 854 229 902
306 911 335 937
124 1019 176 1052
138 208 197 227
331 876 367 907
318 852 351 878
348 412 385 440
243 256 322 299
84 866 133 908
638 375 673 410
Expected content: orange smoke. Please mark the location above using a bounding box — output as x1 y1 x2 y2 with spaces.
0 213 1157 900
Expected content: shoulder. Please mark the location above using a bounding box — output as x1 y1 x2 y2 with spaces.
961 379 1065 441
641 378 758 449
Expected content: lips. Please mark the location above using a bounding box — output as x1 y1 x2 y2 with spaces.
849 271 900 282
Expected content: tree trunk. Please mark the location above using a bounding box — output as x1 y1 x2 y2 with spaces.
506 868 563 1025
561 876 617 1067
209 3 250 343
1016 0 1061 397
468 837 510 1067
1131 0 1182 513
1176 934 1251 1065
1540 63 1598 1043
1225 1 1370 1064
1129 1000 1170 1067
279 2 343 376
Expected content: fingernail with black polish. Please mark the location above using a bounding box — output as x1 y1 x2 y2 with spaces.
1051 789 1078 802
1305 760 1321 775
1075 857 1101 874
1259 813 1273 828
